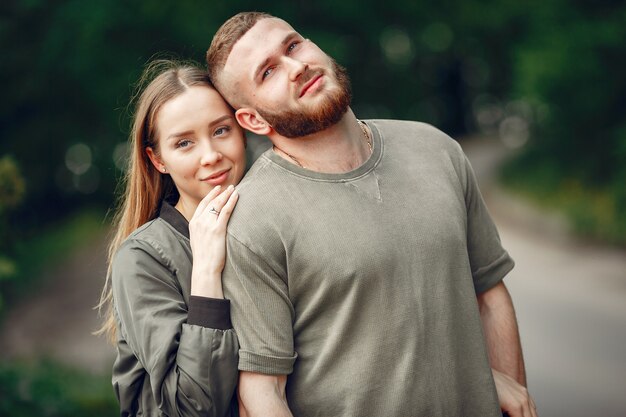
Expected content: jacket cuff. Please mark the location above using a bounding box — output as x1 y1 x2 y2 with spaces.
187 296 232 330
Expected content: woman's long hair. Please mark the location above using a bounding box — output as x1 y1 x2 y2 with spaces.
96 60 215 342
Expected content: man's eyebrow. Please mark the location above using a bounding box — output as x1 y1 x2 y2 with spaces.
253 31 300 81
281 31 299 46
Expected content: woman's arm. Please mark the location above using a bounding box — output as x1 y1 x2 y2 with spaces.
112 187 239 417
113 243 238 417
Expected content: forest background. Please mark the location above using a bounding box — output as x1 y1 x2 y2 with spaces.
1 0 624 415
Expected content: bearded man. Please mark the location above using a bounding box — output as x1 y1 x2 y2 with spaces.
206 11 537 417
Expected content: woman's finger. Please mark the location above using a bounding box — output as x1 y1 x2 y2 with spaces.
194 185 234 221
215 189 239 225
204 185 236 215
195 185 223 217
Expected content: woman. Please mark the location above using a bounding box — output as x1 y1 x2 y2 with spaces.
98 60 246 416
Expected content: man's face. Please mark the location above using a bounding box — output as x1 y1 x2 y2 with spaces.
223 18 351 138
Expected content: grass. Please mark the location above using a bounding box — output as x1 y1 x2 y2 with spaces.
0 359 117 417
0 208 108 313
500 163 626 246
0 210 118 415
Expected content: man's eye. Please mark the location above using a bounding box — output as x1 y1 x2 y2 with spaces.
287 41 299 54
262 66 274 80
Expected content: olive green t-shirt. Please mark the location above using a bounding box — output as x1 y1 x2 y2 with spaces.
223 120 513 417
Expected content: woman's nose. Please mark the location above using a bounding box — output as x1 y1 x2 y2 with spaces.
200 142 223 165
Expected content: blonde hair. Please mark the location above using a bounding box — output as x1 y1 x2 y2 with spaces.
97 60 215 342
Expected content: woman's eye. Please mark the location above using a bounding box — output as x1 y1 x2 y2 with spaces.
176 139 192 149
214 126 231 137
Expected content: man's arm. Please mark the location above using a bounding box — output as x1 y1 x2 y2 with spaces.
238 372 293 417
478 281 538 417
477 281 525 384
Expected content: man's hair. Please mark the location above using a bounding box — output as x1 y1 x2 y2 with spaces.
206 11 273 90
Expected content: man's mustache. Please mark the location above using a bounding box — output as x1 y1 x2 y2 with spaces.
298 67 324 90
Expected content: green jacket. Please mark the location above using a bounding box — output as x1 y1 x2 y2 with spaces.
111 202 238 416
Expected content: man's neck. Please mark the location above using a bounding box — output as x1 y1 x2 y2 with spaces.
268 109 371 173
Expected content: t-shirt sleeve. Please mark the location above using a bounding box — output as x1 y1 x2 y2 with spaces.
457 147 515 294
222 233 298 375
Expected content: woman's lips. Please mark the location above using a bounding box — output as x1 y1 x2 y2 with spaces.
203 169 230 186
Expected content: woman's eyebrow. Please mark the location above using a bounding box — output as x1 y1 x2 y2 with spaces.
208 115 232 127
166 130 194 141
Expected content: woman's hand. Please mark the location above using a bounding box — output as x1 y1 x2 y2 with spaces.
493 368 538 417
188 185 239 298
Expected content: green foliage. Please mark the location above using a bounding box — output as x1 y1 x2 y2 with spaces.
0 360 117 417
0 210 105 314
511 0 625 181
0 156 25 210
0 156 25 284
1 0 624 244
1 0 532 231
502 156 626 245
502 0 626 243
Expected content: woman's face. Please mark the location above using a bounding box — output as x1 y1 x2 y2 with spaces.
148 86 246 214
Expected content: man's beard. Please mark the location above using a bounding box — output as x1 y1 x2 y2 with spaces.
257 59 352 138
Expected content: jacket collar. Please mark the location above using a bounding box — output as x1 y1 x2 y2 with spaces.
159 201 190 239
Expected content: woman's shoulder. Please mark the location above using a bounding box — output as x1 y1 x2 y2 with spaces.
116 217 187 264
111 216 190 290
113 219 163 265
124 217 170 246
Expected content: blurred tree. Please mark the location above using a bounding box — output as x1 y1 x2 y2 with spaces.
0 156 26 310
1 0 624 242
0 360 117 416
504 0 626 241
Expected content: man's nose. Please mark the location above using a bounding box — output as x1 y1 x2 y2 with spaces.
284 57 308 82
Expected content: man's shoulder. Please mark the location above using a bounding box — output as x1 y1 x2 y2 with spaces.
236 153 285 198
369 119 463 154
369 118 435 131
229 155 291 234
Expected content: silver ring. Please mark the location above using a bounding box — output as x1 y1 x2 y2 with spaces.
208 207 220 216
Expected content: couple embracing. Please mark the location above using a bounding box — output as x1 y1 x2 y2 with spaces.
101 11 537 417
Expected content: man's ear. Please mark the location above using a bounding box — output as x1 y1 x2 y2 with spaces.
146 147 167 173
236 108 272 136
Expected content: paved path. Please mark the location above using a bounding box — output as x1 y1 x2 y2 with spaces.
1 136 625 416
462 137 626 417
0 232 115 373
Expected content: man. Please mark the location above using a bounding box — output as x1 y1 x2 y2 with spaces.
206 12 537 417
